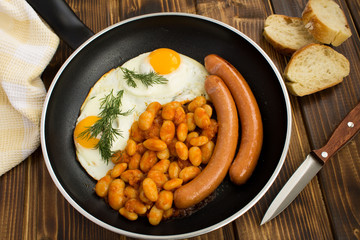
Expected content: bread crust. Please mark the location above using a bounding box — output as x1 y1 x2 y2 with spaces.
284 43 350 96
263 15 297 55
285 77 342 96
263 14 318 55
263 31 297 56
302 3 335 44
302 0 351 46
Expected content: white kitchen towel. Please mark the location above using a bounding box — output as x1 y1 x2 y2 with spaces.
0 0 59 175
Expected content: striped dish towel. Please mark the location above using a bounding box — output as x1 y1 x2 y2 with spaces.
0 0 59 176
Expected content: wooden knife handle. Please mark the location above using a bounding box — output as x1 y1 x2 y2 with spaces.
312 101 360 164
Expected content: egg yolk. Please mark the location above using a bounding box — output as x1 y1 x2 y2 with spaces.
74 116 101 148
149 48 181 75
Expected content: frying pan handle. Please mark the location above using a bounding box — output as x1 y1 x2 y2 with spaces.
26 0 94 50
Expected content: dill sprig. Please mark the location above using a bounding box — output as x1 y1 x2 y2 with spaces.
120 67 168 88
79 90 133 163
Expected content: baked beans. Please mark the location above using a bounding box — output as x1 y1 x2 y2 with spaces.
95 97 219 225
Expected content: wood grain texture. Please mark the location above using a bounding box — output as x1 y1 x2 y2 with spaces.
0 161 26 240
197 2 331 238
271 0 360 239
0 0 359 239
312 102 360 163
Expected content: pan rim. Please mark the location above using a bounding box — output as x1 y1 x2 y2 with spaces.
40 12 292 239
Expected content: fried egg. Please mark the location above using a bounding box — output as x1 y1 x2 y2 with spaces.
73 48 209 180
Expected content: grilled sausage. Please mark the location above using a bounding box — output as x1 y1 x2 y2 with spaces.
173 75 239 209
205 54 263 185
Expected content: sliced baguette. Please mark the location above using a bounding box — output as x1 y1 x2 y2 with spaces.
284 43 350 96
263 14 319 55
302 0 352 46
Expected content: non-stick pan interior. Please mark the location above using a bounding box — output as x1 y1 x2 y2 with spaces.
43 14 290 237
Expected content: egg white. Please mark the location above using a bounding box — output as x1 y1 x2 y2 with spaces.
75 51 209 180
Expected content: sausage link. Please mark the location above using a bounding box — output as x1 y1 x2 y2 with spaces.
173 75 238 208
204 54 263 185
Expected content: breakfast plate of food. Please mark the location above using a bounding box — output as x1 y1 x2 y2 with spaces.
33 1 292 238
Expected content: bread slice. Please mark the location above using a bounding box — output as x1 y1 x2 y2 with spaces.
284 43 350 96
263 14 319 55
302 0 352 46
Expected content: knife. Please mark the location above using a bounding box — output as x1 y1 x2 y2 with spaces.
261 101 360 225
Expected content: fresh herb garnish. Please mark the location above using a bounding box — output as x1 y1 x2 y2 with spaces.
79 90 133 163
120 67 168 88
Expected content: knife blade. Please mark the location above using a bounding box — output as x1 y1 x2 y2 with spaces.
261 101 360 225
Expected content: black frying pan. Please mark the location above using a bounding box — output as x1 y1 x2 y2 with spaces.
28 0 292 238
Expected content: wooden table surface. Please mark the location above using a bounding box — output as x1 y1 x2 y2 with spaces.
1 0 360 239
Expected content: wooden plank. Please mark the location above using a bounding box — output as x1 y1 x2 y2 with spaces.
271 0 360 239
197 0 333 238
346 0 360 34
0 162 26 239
